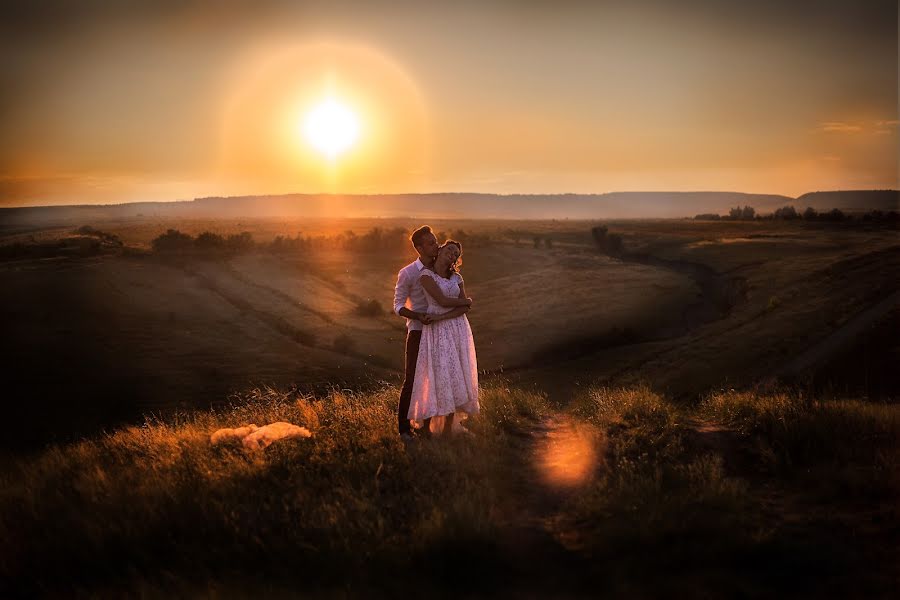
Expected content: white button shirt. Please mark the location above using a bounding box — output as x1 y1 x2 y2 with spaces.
393 258 428 332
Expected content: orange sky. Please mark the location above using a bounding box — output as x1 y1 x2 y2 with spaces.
0 0 896 206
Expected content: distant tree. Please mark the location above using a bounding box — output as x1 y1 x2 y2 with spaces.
728 205 756 220
533 235 542 249
802 207 818 220
151 229 193 253
694 213 721 220
823 208 847 222
545 237 553 249
606 233 624 256
194 231 225 252
590 225 623 256
773 206 799 220
226 231 254 252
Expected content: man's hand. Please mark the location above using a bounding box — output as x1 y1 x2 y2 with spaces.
418 312 433 325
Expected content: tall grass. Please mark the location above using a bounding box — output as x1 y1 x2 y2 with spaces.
2 382 896 596
566 385 753 594
0 383 546 596
701 389 900 468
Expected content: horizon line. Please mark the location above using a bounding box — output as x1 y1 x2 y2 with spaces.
2 188 897 211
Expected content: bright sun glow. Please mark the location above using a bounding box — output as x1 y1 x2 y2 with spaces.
302 98 360 159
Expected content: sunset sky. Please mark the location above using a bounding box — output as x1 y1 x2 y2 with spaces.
0 0 896 207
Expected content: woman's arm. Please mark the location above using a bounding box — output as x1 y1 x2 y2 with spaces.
457 278 468 301
420 274 472 308
430 276 471 322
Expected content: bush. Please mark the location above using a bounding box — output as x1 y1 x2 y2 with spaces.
151 229 193 253
590 226 624 256
772 206 799 220
354 299 383 317
194 231 226 252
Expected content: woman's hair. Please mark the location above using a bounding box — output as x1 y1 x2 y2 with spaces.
441 240 463 275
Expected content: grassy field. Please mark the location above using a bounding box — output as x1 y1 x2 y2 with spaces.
2 383 896 596
1 215 897 595
0 218 701 450
1 216 897 451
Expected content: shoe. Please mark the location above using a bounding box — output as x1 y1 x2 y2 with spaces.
399 431 415 444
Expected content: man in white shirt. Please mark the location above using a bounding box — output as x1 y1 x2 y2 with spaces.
393 225 469 438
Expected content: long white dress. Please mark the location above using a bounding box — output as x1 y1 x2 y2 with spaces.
408 270 479 422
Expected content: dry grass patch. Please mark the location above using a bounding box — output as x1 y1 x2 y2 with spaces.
0 383 548 596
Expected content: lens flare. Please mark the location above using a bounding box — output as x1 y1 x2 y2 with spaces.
534 419 601 488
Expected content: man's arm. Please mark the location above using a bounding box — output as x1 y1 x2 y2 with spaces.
393 268 431 324
398 306 432 324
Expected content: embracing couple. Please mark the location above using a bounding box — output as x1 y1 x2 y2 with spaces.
393 225 479 440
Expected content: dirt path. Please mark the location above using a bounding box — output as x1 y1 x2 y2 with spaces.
488 414 606 591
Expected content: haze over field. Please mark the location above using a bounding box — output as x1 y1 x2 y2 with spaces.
1 0 896 207
1 190 896 229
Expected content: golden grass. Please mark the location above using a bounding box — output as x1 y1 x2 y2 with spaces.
701 389 900 468
0 383 547 595
1 382 896 596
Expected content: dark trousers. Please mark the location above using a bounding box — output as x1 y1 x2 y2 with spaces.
397 330 422 434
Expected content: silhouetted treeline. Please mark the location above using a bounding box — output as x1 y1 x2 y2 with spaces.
728 206 757 220
149 226 495 257
695 207 898 223
151 229 255 254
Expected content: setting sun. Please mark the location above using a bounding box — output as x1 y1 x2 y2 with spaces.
301 98 360 159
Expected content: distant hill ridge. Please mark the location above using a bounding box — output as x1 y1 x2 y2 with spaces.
1 190 896 228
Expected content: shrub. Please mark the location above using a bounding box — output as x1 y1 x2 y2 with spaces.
194 231 226 252
354 299 382 317
151 229 193 253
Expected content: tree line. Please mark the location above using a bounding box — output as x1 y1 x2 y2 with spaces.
695 206 898 222
150 226 496 256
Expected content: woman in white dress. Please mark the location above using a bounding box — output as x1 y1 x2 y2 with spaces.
408 241 479 435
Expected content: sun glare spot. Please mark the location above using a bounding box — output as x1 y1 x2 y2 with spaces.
302 98 360 159
535 420 601 488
